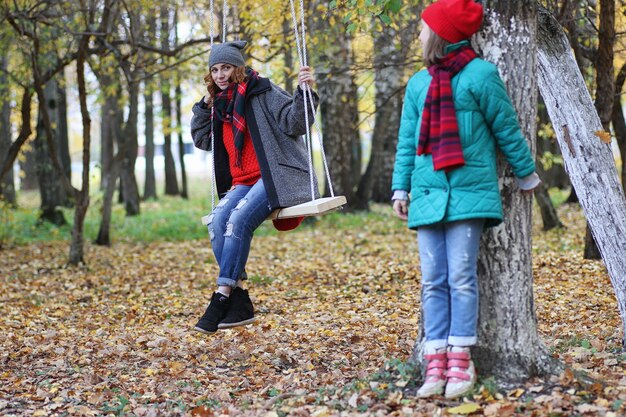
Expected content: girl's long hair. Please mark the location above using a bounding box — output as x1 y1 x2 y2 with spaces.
422 27 451 67
203 65 247 107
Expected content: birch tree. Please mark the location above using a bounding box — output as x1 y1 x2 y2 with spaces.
537 6 626 347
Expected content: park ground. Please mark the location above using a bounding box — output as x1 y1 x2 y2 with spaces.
1 189 626 416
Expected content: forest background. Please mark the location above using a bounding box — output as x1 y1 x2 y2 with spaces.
3 0 626 416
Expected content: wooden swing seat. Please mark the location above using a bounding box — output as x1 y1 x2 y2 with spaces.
270 196 346 219
201 196 346 226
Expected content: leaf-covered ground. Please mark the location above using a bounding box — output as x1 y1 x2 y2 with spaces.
1 204 625 416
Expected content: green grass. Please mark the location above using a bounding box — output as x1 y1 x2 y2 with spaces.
2 177 405 246
2 175 573 246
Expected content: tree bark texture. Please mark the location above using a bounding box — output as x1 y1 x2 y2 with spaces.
119 80 140 216
35 80 67 225
537 7 626 347
309 11 360 207
176 83 188 199
174 9 188 200
99 85 119 191
143 82 157 200
612 64 626 193
473 1 559 381
0 88 32 191
582 0 615 260
161 5 179 196
594 0 615 130
69 37 92 266
0 54 16 205
56 72 72 206
142 15 157 200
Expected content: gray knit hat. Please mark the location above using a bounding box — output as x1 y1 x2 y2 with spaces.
209 41 247 67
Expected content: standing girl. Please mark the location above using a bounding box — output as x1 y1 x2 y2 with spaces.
391 0 541 399
190 40 318 334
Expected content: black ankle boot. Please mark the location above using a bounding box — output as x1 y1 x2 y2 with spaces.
194 292 231 334
218 287 255 329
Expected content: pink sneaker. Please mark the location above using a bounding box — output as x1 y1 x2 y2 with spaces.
417 349 447 398
445 346 476 399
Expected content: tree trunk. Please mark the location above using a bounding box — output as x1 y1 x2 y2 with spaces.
56 72 72 207
612 64 626 193
176 82 188 199
411 2 561 383
35 80 67 225
174 9 188 200
100 90 118 191
161 5 179 196
582 0 615 260
143 15 157 201
0 88 33 191
534 173 564 231
537 7 626 347
0 54 16 205
143 81 157 200
473 1 559 381
96 159 120 246
594 0 615 130
309 10 360 207
69 38 92 266
119 81 140 216
358 9 421 206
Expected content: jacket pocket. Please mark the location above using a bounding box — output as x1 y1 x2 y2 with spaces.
278 162 309 174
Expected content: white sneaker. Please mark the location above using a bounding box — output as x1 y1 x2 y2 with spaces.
417 348 447 398
444 346 476 399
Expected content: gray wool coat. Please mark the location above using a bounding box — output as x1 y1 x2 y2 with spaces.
191 79 320 210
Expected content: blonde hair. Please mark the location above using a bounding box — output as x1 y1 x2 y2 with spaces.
203 66 247 106
422 27 451 67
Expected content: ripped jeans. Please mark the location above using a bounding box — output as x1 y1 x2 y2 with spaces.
417 219 485 351
207 180 272 288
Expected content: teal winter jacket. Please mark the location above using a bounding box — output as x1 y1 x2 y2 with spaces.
391 43 536 229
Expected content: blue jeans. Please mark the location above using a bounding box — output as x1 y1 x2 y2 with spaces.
206 180 272 288
417 219 485 351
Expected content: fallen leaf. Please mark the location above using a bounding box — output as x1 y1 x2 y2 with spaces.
594 130 612 143
447 402 480 414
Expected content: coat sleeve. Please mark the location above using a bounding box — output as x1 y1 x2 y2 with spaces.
190 98 213 151
475 67 536 178
391 74 421 193
268 84 319 138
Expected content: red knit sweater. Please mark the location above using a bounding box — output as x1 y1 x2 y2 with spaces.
222 122 261 185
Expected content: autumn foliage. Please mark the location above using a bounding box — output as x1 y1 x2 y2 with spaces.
1 204 625 416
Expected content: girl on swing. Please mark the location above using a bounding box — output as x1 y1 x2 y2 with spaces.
391 0 540 399
190 40 318 334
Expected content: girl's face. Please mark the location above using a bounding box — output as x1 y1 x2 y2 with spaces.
211 63 235 90
419 21 431 50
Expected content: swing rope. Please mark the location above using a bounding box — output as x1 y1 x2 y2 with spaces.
209 0 229 211
289 0 336 198
209 0 216 210
207 0 338 214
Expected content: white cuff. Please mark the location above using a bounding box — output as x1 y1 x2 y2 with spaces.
516 172 541 191
392 190 409 201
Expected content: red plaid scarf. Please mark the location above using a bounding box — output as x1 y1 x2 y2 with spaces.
213 68 260 168
418 46 477 172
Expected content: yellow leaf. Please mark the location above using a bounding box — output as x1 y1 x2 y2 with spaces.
507 388 524 398
447 402 481 414
594 130 612 143
33 411 47 417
